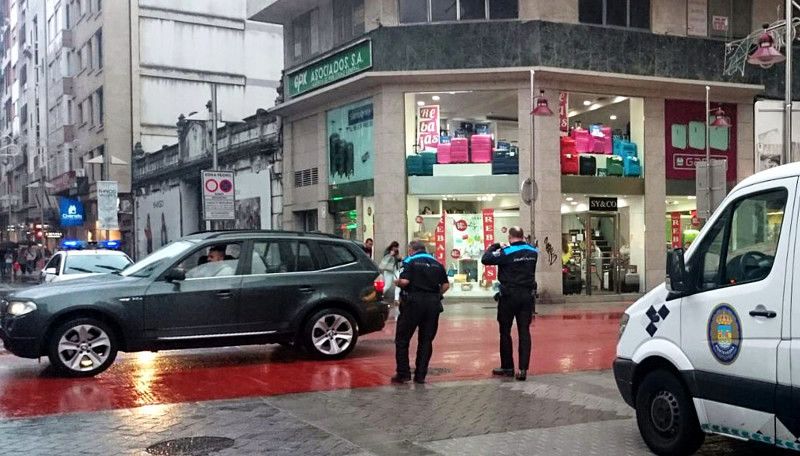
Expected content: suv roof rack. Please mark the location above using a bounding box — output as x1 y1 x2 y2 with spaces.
186 229 343 240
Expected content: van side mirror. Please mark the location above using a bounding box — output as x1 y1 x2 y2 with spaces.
44 267 57 275
164 268 186 282
665 248 691 294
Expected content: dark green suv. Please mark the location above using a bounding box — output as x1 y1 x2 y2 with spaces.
0 231 389 377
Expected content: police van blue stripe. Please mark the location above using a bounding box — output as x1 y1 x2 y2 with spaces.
502 245 538 255
403 253 438 264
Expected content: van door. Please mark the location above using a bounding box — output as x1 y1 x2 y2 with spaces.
680 177 796 444
779 190 800 450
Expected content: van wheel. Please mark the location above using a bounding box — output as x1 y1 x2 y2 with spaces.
635 369 704 456
47 317 118 377
303 309 358 359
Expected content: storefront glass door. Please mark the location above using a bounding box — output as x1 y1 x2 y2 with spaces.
583 212 620 295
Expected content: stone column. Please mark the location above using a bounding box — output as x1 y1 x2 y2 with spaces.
372 88 408 255
520 88 563 302
643 98 667 292
737 102 755 182
315 113 334 234
281 120 296 231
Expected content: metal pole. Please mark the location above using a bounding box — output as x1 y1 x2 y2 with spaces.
705 85 712 220
205 83 219 231
784 0 793 165
529 69 536 242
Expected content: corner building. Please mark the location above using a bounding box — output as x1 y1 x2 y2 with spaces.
249 0 782 302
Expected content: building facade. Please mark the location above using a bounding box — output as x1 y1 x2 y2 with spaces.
1 0 283 255
250 0 785 302
132 112 282 260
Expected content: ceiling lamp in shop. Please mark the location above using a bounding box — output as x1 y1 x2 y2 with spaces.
710 108 732 127
531 91 554 116
747 25 786 68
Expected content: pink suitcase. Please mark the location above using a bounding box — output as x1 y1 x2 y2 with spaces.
470 134 493 163
592 127 612 154
572 129 592 153
437 142 452 164
449 138 469 163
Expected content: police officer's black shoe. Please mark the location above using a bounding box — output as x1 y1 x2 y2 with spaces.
492 368 514 377
413 377 426 384
391 375 411 384
515 370 527 381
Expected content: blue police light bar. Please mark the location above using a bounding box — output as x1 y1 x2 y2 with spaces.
100 240 121 250
60 240 83 250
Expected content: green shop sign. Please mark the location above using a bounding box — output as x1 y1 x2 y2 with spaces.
287 41 372 98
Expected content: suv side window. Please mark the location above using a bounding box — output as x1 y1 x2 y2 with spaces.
321 242 358 268
179 242 243 279
695 188 787 291
249 240 317 274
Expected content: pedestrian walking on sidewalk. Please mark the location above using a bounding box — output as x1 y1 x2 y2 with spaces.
481 226 538 381
379 241 402 305
392 240 449 385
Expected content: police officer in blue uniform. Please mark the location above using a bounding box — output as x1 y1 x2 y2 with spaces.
392 240 450 384
481 226 538 381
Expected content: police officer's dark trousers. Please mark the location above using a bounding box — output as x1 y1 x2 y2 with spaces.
395 293 441 380
497 287 534 371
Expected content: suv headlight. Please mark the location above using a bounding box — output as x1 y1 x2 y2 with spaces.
618 313 630 340
7 301 37 316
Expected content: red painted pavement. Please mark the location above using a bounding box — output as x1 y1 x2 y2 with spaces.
0 309 622 419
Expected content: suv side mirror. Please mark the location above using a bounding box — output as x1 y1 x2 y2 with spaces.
665 248 692 294
44 267 57 275
164 268 186 282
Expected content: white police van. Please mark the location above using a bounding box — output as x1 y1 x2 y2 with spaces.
614 163 800 455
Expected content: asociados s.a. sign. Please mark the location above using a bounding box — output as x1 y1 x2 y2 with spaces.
287 40 372 98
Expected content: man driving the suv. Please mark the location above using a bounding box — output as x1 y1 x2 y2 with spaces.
186 245 236 278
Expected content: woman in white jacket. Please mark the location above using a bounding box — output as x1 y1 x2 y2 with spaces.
379 241 402 305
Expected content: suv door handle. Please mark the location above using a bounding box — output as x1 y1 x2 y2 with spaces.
298 286 314 293
217 290 233 299
749 309 777 318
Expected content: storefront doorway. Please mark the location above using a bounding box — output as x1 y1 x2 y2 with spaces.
582 212 620 295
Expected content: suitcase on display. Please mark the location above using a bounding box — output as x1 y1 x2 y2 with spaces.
624 155 641 177
579 155 596 176
560 136 577 155
420 152 437 176
622 140 638 157
437 142 452 164
572 129 592 153
449 138 469 163
561 153 579 175
592 127 612 154
470 134 493 163
406 155 424 176
606 155 624 176
492 149 519 175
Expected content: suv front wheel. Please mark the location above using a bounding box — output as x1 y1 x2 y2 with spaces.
47 317 118 377
303 309 358 359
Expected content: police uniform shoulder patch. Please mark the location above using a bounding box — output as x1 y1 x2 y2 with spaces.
707 304 742 364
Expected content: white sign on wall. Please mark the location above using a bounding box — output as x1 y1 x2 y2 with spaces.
754 100 800 172
202 170 235 220
97 181 119 230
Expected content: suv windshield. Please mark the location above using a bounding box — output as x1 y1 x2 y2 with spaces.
121 241 197 278
64 254 132 274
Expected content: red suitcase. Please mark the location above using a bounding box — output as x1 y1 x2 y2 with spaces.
560 136 577 155
449 138 469 163
561 153 579 175
470 134 493 163
437 142 452 164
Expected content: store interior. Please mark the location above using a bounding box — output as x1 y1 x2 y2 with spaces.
664 196 700 249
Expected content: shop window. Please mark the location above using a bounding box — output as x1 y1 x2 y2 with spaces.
579 0 650 29
399 0 517 23
708 0 751 39
291 9 319 61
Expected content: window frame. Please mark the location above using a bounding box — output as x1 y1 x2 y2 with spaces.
244 238 322 275
319 241 360 269
690 187 789 293
167 241 247 280
578 0 650 30
398 0 518 23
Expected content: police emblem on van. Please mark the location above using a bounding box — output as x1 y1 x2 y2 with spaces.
707 304 741 364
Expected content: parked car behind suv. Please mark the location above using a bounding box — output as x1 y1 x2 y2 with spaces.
0 231 389 377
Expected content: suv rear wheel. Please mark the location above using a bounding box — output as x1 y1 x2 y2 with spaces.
303 309 358 359
635 369 705 456
47 317 118 377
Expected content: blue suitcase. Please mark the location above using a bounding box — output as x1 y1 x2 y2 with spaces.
624 155 641 177
406 155 424 176
420 152 437 176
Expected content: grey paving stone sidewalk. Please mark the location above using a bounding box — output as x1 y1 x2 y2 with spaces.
0 370 789 456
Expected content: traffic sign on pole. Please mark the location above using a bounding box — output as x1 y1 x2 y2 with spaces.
202 170 235 221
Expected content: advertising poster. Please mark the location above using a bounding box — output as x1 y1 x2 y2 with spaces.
482 209 497 282
558 93 569 132
417 105 440 151
97 181 119 230
687 0 708 36
220 197 262 230
327 98 374 186
754 100 800 172
59 197 85 228
434 212 446 265
664 100 737 182
137 187 182 256
671 212 682 249
202 170 235 220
